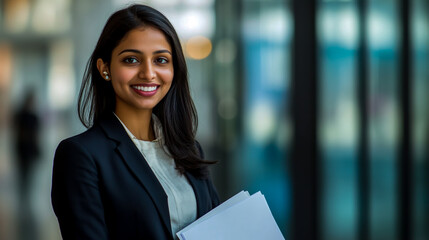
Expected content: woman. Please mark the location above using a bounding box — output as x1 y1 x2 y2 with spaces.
51 4 219 240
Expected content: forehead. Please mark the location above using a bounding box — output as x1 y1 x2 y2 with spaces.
114 26 172 53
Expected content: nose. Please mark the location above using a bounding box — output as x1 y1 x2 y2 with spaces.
138 60 156 80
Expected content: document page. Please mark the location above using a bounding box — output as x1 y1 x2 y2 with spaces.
177 191 284 240
177 190 250 235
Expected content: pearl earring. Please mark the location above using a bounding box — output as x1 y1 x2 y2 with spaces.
103 71 109 80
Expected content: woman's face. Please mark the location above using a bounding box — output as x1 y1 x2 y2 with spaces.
99 26 174 115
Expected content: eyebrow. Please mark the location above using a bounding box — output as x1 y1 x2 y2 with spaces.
117 49 172 56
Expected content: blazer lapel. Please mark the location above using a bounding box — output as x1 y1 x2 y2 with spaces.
185 172 206 218
98 114 172 236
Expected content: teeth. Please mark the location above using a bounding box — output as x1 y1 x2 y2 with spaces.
133 86 157 92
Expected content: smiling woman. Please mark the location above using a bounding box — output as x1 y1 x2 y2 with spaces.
51 4 219 240
97 27 174 140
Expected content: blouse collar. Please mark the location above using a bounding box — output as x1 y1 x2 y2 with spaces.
113 112 164 144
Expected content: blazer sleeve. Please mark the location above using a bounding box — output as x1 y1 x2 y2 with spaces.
207 177 220 208
195 141 221 208
51 138 108 240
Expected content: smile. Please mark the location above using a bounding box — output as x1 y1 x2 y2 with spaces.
132 85 158 92
131 84 159 97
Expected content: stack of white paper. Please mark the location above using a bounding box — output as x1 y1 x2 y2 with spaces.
177 191 285 240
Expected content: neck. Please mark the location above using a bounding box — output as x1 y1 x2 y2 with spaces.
114 108 155 141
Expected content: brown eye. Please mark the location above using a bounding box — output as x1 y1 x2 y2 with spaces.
156 57 168 64
123 57 138 64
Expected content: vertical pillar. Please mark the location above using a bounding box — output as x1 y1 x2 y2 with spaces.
291 0 319 239
357 0 369 239
398 0 413 239
212 0 243 200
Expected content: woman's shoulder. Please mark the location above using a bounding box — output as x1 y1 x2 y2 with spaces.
53 123 117 167
57 124 107 151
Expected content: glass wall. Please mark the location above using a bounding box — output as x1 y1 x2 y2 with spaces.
236 0 292 236
412 0 429 239
318 1 359 239
319 0 429 239
367 0 400 239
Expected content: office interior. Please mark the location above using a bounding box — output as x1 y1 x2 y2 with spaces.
0 0 427 239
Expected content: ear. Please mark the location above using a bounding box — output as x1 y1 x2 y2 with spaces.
96 58 110 81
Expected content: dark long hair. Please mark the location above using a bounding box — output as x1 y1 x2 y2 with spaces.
78 4 214 178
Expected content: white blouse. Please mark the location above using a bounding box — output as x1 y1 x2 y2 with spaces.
114 113 197 238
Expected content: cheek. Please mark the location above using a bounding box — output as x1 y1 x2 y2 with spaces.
161 76 173 96
162 81 172 96
159 68 174 86
110 69 136 96
112 69 136 84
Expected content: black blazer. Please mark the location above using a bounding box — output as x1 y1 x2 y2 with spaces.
51 114 220 240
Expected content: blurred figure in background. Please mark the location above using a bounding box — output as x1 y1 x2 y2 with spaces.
13 90 40 240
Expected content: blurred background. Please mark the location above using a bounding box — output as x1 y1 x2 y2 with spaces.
0 0 427 239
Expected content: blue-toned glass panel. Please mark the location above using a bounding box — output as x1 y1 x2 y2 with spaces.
368 0 400 239
412 0 429 239
238 0 292 237
318 1 359 240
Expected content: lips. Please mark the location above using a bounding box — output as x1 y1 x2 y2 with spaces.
131 84 159 96
133 85 157 92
